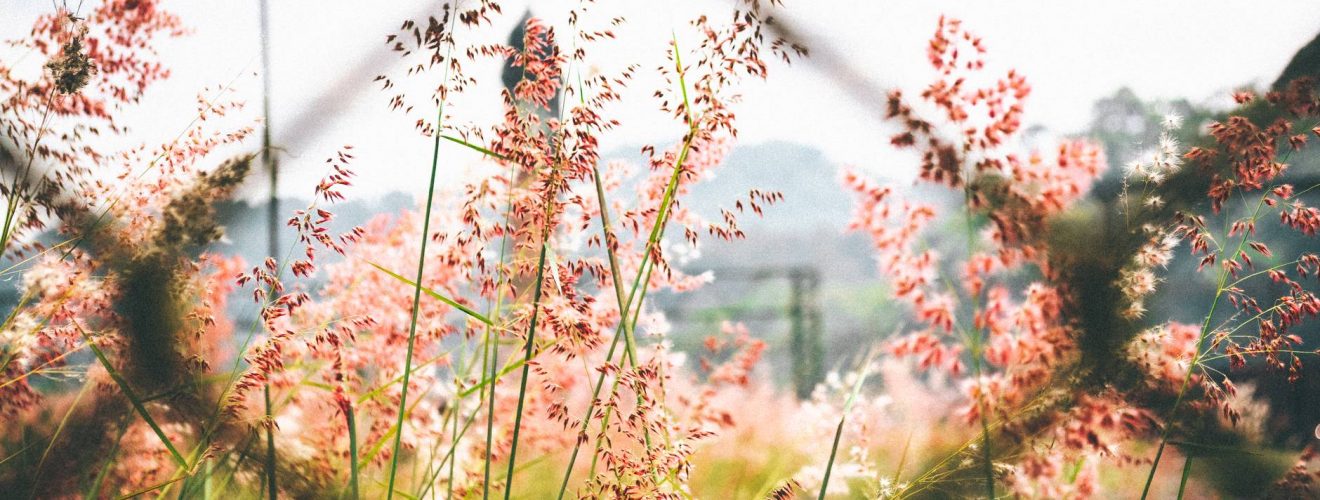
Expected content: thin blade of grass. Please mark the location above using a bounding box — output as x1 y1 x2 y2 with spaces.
0 440 37 469
84 431 122 499
556 35 697 497
482 313 500 500
347 404 360 499
0 341 87 391
447 393 459 499
0 237 73 278
264 386 276 500
385 5 461 495
1167 440 1261 456
414 387 487 499
113 474 188 500
363 378 440 471
368 260 493 325
30 379 92 496
1141 190 1273 500
1177 455 1193 500
441 134 505 160
385 137 442 498
893 429 913 486
77 325 188 468
818 351 875 500
358 351 450 404
483 151 520 500
503 243 550 499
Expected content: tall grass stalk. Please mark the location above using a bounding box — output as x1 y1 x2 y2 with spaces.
553 163 646 497
411 322 486 499
386 5 460 492
481 268 506 500
167 157 318 498
75 323 188 468
368 262 494 325
586 259 659 481
446 371 460 500
0 82 261 491
347 404 360 499
83 426 123 498
555 37 695 497
481 294 502 500
1139 188 1272 499
483 150 519 500
503 240 551 498
415 397 487 499
961 153 995 500
818 351 873 500
0 87 57 256
264 386 276 499
1176 455 1193 500
385 103 448 500
28 378 91 497
479 58 566 500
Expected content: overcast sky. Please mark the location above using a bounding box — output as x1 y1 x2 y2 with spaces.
4 1 1319 201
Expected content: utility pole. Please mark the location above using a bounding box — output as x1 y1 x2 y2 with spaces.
260 0 278 261
788 267 823 399
258 0 278 498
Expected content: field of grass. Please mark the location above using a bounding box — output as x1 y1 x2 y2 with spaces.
2 1 1320 498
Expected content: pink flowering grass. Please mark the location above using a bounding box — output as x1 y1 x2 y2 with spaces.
2 2 1320 499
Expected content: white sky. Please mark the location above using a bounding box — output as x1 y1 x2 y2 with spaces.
3 0 1319 201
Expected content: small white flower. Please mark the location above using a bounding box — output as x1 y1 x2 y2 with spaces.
1123 160 1144 177
1159 134 1180 156
1161 234 1181 250
1160 155 1183 175
1162 112 1184 130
